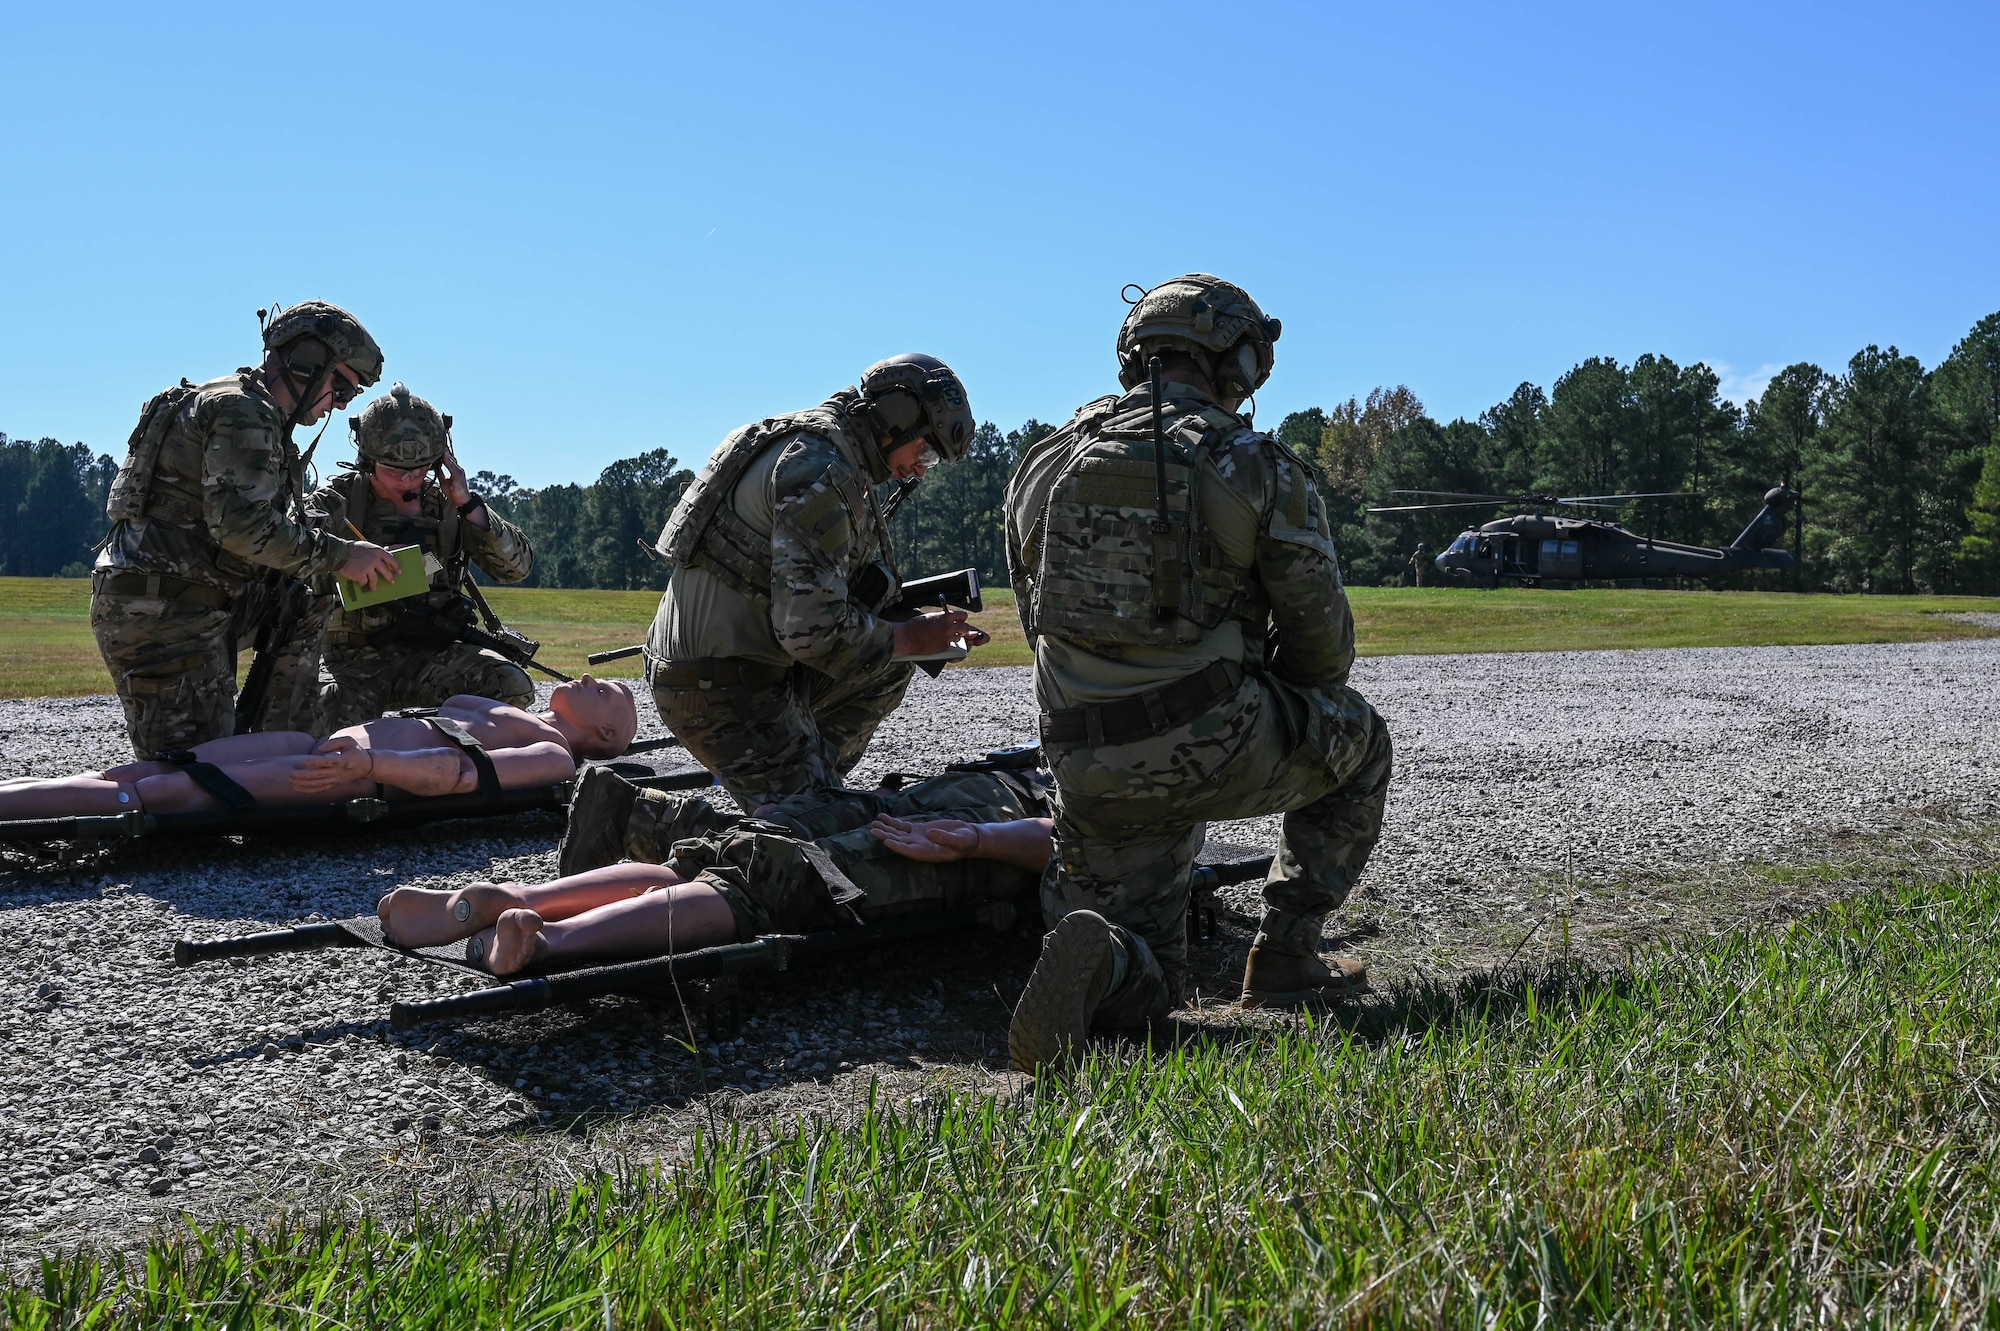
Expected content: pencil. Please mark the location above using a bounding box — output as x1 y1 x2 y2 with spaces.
345 519 366 541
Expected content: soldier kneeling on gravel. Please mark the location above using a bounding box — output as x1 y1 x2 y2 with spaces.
375 765 1053 975
1002 274 1394 1073
309 385 539 729
642 354 988 814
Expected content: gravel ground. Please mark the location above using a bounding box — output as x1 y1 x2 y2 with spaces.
2 638 1998 1261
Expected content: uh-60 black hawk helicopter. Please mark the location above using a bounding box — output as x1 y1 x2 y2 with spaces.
1372 486 1799 587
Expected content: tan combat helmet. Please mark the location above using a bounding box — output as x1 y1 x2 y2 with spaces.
349 383 449 469
1116 275 1282 404
260 300 385 388
858 353 976 461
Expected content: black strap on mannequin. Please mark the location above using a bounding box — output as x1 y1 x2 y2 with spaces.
156 751 258 811
420 717 502 799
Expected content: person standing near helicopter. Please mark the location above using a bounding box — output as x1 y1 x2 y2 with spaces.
306 384 539 729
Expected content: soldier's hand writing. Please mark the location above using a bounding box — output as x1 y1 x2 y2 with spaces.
891 609 988 658
872 815 980 862
292 737 375 793
340 541 401 591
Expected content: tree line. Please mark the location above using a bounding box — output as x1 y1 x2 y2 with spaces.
0 435 115 577
1284 310 2000 594
7 307 1997 594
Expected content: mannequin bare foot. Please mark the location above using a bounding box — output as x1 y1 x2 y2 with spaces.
378 881 521 948
464 909 548 975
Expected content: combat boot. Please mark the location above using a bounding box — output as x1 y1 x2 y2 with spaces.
556 766 641 878
1009 910 1119 1074
1239 944 1370 1008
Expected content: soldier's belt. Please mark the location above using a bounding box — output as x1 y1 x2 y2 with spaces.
97 571 232 610
1039 661 1239 748
647 655 793 691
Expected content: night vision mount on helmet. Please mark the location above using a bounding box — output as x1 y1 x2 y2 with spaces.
1116 275 1281 406
858 353 975 462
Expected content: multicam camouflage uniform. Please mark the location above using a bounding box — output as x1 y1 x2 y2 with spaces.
1006 366 1392 1025
91 302 381 757
92 380 352 755
617 766 1049 942
307 470 535 729
646 356 975 810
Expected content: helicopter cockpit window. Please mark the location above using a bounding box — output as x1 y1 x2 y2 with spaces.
1448 534 1474 555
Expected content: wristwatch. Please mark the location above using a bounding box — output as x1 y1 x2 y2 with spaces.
456 493 485 518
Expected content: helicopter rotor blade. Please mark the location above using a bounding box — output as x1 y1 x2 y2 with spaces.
1557 491 1704 503
1387 490 1522 502
1367 501 1525 514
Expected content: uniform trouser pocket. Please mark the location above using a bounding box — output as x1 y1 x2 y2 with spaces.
91 592 238 757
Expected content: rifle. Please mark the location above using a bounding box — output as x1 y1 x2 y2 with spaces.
395 599 574 682
235 571 314 734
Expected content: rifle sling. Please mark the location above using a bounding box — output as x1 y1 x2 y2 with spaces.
158 751 258 811
420 717 503 799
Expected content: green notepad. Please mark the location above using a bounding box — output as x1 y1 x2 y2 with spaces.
337 545 430 611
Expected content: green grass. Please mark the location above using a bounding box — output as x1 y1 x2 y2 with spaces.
4 576 1995 696
11 871 2000 1326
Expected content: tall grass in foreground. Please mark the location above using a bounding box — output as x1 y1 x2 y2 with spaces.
11 874 2000 1328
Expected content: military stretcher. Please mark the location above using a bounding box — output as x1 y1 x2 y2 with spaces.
0 738 711 862
171 856 1274 1035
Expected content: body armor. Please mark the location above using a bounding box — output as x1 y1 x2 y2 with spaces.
104 379 200 525
1012 393 1271 649
323 468 468 643
657 392 897 609
107 371 304 580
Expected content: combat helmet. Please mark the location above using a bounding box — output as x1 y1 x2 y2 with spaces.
260 300 384 388
349 383 448 469
1116 275 1281 403
857 353 975 462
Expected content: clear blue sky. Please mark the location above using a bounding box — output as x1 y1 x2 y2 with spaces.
2 2 1994 487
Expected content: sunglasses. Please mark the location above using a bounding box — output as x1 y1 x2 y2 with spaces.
328 368 364 406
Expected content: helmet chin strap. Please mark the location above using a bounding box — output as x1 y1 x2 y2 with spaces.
882 475 922 522
274 349 337 501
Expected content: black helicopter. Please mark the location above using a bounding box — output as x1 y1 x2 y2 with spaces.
1371 486 1798 587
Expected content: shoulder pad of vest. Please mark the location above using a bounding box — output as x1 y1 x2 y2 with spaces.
1070 395 1122 428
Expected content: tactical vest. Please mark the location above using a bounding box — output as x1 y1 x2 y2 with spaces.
1016 394 1267 649
340 468 464 587
657 395 897 609
104 379 200 525
326 470 466 640
107 373 295 545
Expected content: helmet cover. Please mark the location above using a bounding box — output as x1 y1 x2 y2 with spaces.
350 383 447 468
1115 274 1281 400
261 300 384 387
858 353 975 462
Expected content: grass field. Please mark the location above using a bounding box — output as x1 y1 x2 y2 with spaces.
3 576 1996 697
9 870 1998 1325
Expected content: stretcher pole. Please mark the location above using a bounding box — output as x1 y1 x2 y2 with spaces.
174 922 368 966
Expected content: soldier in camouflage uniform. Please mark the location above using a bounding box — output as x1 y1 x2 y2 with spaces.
1003 275 1395 1072
90 302 401 757
375 765 1053 974
307 384 538 728
645 354 984 810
